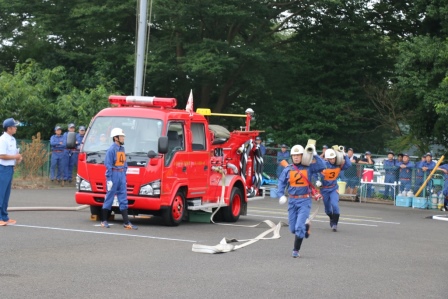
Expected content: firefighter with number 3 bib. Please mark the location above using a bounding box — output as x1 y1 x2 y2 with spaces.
277 144 326 258
319 149 351 232
101 128 137 230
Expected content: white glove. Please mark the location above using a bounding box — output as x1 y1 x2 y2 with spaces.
315 180 322 187
107 181 113 191
279 195 287 205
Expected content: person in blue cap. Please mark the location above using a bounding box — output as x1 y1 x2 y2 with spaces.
319 145 328 159
255 136 266 156
0 118 22 226
276 144 290 178
383 151 398 199
359 151 375 197
101 128 137 230
414 153 427 193
398 153 414 192
75 125 86 155
319 148 352 232
436 162 448 210
50 125 66 185
63 123 77 184
417 153 436 193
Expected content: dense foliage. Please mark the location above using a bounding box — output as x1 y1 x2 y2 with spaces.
0 0 447 156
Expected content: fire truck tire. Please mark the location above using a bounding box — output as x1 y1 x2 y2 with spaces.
162 190 185 226
90 205 111 221
222 187 243 222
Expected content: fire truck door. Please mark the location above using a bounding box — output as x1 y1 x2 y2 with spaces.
188 123 209 197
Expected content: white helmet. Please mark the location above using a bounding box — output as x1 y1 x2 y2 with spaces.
290 145 304 155
110 128 125 138
325 149 336 159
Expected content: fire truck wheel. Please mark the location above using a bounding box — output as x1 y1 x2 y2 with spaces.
90 205 111 221
163 190 185 226
222 187 243 222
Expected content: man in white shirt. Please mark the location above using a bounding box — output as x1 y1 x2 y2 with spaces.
0 118 23 226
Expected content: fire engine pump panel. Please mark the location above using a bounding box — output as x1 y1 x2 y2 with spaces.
75 95 265 226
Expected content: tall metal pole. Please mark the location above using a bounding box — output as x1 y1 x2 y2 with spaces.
134 0 148 96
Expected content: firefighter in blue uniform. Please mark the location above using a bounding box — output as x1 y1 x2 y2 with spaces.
63 123 77 183
277 144 326 258
101 128 137 230
50 126 66 185
398 153 414 192
437 162 448 210
414 154 427 193
383 151 398 199
319 149 351 232
276 144 290 178
418 153 436 193
76 125 86 153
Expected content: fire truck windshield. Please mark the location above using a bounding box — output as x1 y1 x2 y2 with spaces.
82 116 163 165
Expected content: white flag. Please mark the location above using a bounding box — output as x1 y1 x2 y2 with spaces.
186 89 193 116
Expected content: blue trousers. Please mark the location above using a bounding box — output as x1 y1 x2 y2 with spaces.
64 151 78 180
103 171 128 211
414 178 423 194
399 179 412 192
384 175 396 197
288 198 311 239
0 165 14 221
322 188 340 215
50 152 65 180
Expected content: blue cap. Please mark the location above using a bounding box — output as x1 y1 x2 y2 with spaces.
55 126 62 131
3 118 19 129
323 145 328 149
426 152 432 157
79 126 86 131
365 151 371 155
403 153 409 157
281 144 288 148
387 150 394 155
255 136 261 140
68 123 75 128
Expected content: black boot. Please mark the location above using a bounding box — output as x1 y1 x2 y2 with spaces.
101 209 110 222
121 209 130 223
292 235 303 258
332 214 340 232
327 213 334 228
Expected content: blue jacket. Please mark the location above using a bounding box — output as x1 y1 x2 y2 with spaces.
398 161 415 179
277 155 326 197
383 159 399 177
105 143 128 181
277 151 290 164
50 134 66 151
320 155 352 191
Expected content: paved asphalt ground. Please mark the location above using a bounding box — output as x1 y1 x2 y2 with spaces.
1 187 447 299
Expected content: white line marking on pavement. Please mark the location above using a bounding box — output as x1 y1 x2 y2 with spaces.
13 224 197 243
248 214 378 227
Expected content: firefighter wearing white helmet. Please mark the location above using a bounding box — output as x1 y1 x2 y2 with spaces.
101 128 137 230
277 143 326 258
319 148 351 232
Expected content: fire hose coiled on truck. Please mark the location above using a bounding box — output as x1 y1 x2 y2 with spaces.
239 139 264 198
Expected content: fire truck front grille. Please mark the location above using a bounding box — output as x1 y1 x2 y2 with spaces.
96 182 105 191
127 185 135 193
94 182 134 193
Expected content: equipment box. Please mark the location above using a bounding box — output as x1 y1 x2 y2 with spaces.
395 195 412 207
412 197 428 209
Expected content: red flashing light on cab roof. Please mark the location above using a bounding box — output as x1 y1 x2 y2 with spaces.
108 95 177 108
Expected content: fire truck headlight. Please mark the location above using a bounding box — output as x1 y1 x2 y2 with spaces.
77 175 92 191
139 180 161 196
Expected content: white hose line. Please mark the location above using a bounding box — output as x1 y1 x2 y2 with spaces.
8 205 90 212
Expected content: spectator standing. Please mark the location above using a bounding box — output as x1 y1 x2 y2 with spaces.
319 149 351 232
0 118 22 226
418 153 436 193
50 126 66 185
344 148 360 195
383 151 399 199
413 154 427 193
276 144 290 178
101 128 137 230
437 163 448 210
63 123 77 184
255 136 266 156
358 151 375 197
398 153 414 192
277 144 326 258
320 145 328 159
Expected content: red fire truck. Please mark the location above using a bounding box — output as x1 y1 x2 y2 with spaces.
73 95 264 226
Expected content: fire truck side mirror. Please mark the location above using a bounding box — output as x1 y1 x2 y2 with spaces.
158 136 168 154
147 150 157 159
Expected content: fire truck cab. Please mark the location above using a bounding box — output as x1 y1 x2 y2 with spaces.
74 95 264 226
